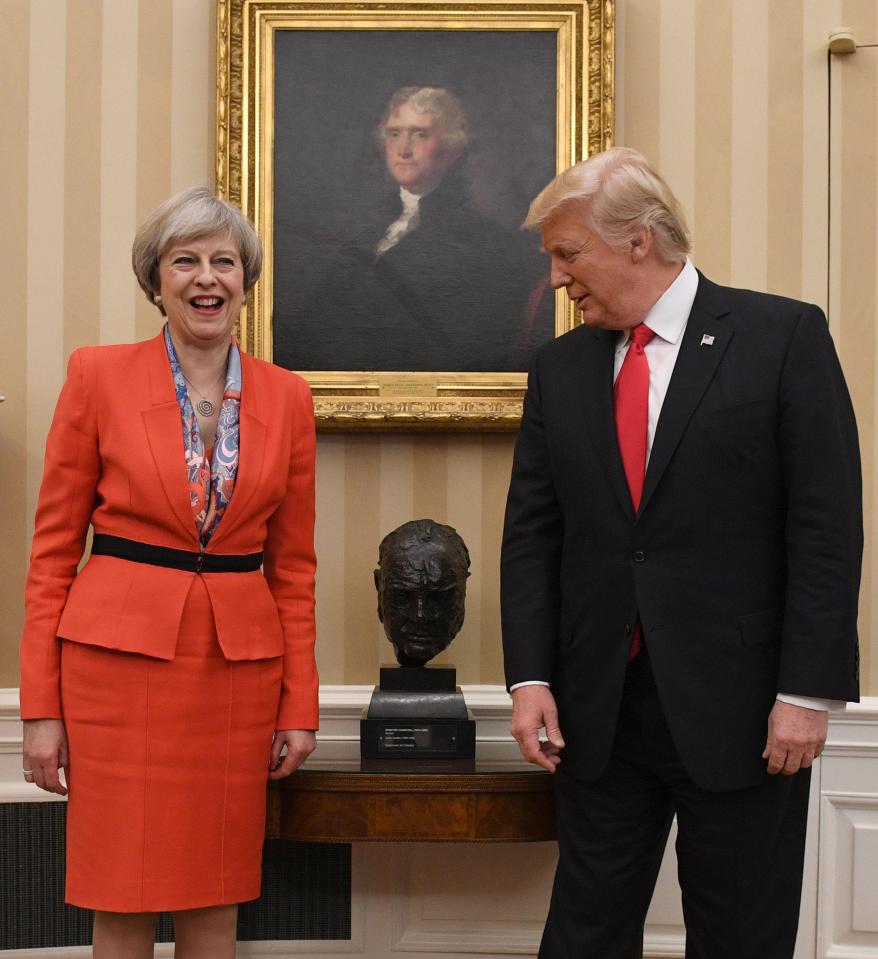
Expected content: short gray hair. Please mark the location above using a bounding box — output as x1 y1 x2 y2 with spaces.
377 86 468 152
524 148 691 264
131 187 262 304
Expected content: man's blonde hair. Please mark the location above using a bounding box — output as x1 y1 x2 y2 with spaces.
524 148 691 263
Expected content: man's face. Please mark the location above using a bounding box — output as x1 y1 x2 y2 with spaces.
541 203 643 331
375 542 467 666
383 102 460 194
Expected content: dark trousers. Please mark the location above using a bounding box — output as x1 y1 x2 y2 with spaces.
539 652 811 959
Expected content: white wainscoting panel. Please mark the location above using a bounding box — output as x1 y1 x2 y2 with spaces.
390 842 554 955
818 701 878 959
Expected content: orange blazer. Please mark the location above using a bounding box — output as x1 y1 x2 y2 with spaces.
19 331 318 731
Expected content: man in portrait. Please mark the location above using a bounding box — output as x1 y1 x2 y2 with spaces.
501 148 862 958
279 86 551 372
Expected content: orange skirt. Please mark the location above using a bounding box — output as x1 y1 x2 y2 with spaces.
60 576 282 912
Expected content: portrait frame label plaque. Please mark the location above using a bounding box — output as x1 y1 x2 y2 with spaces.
216 0 615 431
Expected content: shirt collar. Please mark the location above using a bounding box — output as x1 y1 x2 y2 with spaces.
399 184 437 213
618 258 699 349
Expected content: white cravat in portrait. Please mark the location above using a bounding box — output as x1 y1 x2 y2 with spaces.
375 187 423 257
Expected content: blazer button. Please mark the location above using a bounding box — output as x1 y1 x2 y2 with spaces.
633 549 646 563
624 623 632 635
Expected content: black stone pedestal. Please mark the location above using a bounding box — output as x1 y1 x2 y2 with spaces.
360 665 475 767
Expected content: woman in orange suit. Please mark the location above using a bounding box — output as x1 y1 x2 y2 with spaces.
20 187 317 958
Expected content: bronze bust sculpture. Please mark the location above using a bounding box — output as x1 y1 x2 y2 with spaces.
374 519 471 667
363 519 476 765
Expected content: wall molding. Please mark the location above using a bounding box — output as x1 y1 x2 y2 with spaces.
4 687 877 794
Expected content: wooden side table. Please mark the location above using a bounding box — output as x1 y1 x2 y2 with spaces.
269 766 556 843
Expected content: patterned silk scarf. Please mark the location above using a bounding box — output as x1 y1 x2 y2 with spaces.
164 325 242 545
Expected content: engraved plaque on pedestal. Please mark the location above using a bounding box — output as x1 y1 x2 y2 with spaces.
361 665 475 766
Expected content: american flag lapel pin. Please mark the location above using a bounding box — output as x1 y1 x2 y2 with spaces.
700 334 715 347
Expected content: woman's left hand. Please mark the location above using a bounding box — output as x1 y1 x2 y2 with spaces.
23 719 69 796
269 729 316 780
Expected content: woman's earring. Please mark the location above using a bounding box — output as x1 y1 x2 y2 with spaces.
153 294 163 306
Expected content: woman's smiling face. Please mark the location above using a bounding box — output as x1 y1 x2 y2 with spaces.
158 233 245 349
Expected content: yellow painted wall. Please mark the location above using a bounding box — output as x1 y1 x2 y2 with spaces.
1 0 875 693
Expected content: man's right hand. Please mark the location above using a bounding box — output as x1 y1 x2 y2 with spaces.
510 685 565 772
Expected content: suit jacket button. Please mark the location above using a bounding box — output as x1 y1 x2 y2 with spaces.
633 549 646 563
624 623 632 635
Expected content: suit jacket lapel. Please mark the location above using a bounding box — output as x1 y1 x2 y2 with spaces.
639 276 733 516
206 349 267 550
573 328 634 520
141 332 200 543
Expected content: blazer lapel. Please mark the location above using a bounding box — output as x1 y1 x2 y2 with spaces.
206 349 267 549
573 328 634 520
141 332 200 543
639 277 733 516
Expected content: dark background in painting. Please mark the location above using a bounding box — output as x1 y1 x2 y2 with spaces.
272 30 557 373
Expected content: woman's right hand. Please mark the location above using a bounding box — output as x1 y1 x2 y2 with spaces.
23 719 69 796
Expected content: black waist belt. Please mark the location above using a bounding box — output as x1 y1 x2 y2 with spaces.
91 534 263 574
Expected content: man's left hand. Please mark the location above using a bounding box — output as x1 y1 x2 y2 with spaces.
762 701 828 775
269 729 316 779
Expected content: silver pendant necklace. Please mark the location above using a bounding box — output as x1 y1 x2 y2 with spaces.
182 371 224 417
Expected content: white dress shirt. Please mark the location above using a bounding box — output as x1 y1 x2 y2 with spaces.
512 259 841 711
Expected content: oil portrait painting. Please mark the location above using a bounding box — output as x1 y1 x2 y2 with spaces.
271 30 558 374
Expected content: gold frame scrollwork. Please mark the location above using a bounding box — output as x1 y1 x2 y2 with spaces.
216 0 614 430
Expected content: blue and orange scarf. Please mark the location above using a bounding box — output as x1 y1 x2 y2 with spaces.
164 324 241 545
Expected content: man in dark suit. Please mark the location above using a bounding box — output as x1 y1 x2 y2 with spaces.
500 148 862 958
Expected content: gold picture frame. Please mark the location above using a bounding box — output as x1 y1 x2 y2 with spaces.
216 0 614 430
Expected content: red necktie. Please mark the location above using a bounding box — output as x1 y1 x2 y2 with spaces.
614 323 656 659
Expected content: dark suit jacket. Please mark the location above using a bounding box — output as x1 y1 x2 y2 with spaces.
274 172 553 373
500 273 862 791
